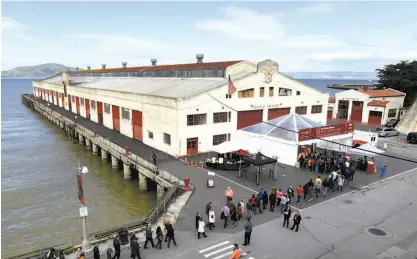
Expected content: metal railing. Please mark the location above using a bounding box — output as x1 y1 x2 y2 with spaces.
3 183 180 259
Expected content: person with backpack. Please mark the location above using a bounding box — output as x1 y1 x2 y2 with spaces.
144 224 155 249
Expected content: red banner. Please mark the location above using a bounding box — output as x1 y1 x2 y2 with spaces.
298 123 354 142
77 174 84 205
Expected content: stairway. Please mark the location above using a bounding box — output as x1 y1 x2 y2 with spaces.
396 99 417 134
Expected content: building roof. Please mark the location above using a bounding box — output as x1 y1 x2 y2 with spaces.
360 88 406 97
367 100 390 107
329 97 336 103
71 60 243 74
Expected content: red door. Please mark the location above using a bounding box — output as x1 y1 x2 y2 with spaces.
97 102 103 124
85 98 90 119
132 110 143 141
76 97 80 114
187 138 199 155
368 111 382 125
350 101 363 123
237 110 263 129
68 94 72 110
112 105 120 131
267 108 291 120
61 93 64 107
327 110 333 119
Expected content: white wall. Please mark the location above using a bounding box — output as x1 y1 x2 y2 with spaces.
90 100 98 123
120 108 133 138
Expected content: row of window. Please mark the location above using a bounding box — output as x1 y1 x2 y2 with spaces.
187 112 232 126
296 105 323 115
238 87 301 98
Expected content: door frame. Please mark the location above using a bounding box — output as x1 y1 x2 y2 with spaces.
187 138 199 155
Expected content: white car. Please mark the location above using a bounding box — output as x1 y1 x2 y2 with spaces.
376 127 399 137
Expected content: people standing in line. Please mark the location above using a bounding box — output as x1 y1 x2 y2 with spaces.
152 153 157 165
250 194 256 214
112 237 121 259
287 186 294 204
93 244 100 259
237 202 244 223
315 176 322 198
269 191 277 211
322 177 329 197
246 199 252 218
197 217 208 239
258 188 264 199
255 194 263 214
242 218 253 246
276 189 283 206
144 224 155 249
208 207 216 230
380 165 387 180
282 205 292 228
155 226 163 249
304 179 314 201
337 174 345 191
262 190 269 210
221 204 230 228
195 213 201 234
296 185 303 204
280 194 288 213
166 222 178 248
205 202 212 223
290 211 302 232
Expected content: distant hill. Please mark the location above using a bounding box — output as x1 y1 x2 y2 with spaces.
283 71 377 80
1 63 76 78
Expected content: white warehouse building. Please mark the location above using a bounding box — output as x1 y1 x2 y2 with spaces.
32 58 329 157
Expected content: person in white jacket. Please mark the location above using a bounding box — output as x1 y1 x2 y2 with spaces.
337 174 345 192
198 217 207 239
208 208 215 230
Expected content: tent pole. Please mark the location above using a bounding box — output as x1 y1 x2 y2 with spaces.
238 157 242 178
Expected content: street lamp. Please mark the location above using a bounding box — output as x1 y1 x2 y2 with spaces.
77 162 90 251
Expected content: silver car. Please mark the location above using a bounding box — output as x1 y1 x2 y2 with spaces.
376 127 399 137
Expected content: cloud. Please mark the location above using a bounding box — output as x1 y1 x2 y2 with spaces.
307 51 372 62
1 17 38 42
297 3 335 14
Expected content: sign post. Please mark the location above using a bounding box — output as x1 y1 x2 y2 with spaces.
77 163 90 252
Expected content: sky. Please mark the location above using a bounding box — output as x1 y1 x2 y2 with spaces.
1 1 417 72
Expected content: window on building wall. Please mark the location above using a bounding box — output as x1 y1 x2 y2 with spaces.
122 108 130 120
164 133 171 145
72 96 75 102
80 98 85 106
296 91 301 96
260 87 265 97
213 133 230 146
213 112 231 123
91 100 96 109
238 88 255 98
187 114 207 126
104 103 111 114
311 105 323 114
295 106 307 115
269 87 274 97
148 131 154 139
388 108 397 118
279 88 292 96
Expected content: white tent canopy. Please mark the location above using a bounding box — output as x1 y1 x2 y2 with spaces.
212 140 251 154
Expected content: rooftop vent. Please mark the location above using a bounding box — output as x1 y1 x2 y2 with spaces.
75 67 79 71
196 54 204 64
122 62 127 68
87 65 91 70
151 59 157 66
101 64 106 69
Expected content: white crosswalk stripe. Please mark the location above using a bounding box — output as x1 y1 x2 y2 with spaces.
198 241 255 259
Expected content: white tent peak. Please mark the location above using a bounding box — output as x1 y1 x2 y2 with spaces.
241 113 324 142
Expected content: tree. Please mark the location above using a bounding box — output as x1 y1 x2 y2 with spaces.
376 60 417 107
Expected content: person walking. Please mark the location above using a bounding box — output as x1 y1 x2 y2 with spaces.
152 153 157 165
269 191 276 211
130 237 142 259
208 207 216 230
315 176 322 198
255 194 263 214
322 177 329 197
225 187 234 202
242 218 253 246
195 212 201 234
144 224 155 249
197 217 208 239
112 237 120 259
106 246 113 259
262 190 269 210
230 202 238 227
296 185 303 204
287 186 295 204
250 194 256 214
282 206 292 228
380 165 387 180
276 189 283 206
237 202 244 223
245 199 252 218
290 211 302 232
221 204 230 228
166 222 178 248
280 194 288 213
205 202 212 222
155 226 163 249
337 174 345 191
304 179 314 201
93 245 100 259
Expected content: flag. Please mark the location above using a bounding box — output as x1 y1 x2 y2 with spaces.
228 75 237 96
77 174 85 205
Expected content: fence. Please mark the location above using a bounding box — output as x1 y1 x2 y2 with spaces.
3 184 180 259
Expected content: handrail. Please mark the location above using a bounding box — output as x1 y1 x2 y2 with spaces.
3 184 180 259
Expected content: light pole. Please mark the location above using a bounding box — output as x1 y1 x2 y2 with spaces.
77 162 90 251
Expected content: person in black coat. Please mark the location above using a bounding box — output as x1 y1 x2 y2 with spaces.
166 223 178 248
291 211 302 232
205 202 212 222
195 213 201 234
93 244 100 259
112 237 121 259
269 191 277 212
262 190 269 210
282 206 292 228
130 238 142 259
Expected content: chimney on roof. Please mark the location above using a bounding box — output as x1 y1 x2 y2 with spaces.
76 67 79 71
151 59 157 66
87 65 91 70
101 64 106 69
122 62 127 68
196 54 204 64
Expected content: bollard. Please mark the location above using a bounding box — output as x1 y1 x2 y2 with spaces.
183 177 192 191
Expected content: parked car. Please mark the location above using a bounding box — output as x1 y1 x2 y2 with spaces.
376 127 399 137
407 132 417 143
385 119 399 128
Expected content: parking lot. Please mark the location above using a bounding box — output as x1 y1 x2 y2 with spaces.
377 133 417 159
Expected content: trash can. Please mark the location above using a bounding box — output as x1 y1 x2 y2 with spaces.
118 228 129 245
366 161 374 175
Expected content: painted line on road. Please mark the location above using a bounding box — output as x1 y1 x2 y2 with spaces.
204 245 234 257
211 251 232 259
199 241 230 253
214 174 258 193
